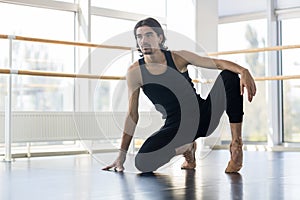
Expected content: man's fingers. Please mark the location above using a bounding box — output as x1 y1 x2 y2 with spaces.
241 78 257 102
240 83 244 96
248 90 253 102
102 167 111 171
115 166 124 172
102 164 124 172
252 83 257 96
102 164 114 171
247 83 257 102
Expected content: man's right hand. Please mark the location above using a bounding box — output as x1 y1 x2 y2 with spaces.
102 149 127 172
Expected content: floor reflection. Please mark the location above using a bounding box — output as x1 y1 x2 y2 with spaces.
226 173 243 200
183 170 197 200
2 151 300 200
115 170 201 200
117 172 176 200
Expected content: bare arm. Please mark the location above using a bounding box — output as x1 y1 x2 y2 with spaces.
102 63 141 171
120 62 141 151
120 88 140 151
174 50 257 102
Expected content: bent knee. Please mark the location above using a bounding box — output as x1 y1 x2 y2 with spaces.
135 149 175 173
135 153 156 173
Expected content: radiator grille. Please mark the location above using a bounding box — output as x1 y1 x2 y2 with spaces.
0 112 163 143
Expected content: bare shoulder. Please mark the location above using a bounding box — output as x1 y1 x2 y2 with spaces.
172 50 197 63
172 50 186 58
128 61 140 72
170 50 191 71
126 61 142 87
172 50 209 67
127 61 141 77
173 50 199 58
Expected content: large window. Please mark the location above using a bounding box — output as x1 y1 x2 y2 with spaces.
91 0 166 17
218 19 268 142
0 3 75 111
281 18 300 143
166 0 195 40
91 16 137 112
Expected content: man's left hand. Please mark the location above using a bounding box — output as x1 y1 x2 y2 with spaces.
240 69 257 102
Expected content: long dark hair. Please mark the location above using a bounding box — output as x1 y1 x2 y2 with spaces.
134 17 167 54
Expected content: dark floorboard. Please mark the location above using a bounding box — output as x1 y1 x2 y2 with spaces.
1 149 300 200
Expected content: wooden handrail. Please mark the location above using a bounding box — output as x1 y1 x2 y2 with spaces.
1 68 300 83
254 74 300 81
1 34 300 55
208 44 300 56
0 34 132 50
0 68 125 80
194 75 300 83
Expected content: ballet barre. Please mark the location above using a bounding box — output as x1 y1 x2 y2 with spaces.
0 34 132 50
0 68 126 80
1 68 300 82
1 34 300 56
207 44 300 56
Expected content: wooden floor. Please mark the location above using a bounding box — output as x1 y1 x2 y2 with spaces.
1 149 300 200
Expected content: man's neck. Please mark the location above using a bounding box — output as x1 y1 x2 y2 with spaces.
144 50 166 64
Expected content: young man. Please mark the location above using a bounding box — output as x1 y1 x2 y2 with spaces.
103 17 256 173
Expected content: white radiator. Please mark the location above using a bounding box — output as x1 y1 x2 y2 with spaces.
0 112 164 143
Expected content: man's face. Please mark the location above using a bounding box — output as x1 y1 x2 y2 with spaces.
136 26 162 55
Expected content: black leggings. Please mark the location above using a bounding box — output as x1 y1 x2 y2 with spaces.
135 70 243 172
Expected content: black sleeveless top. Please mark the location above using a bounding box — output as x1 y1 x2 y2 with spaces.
139 50 200 124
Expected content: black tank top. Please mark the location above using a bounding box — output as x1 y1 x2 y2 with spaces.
139 50 200 121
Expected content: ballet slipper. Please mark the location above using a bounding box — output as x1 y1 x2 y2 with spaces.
225 137 243 173
181 142 197 170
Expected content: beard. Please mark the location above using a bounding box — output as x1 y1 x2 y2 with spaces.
143 49 153 55
141 45 153 55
